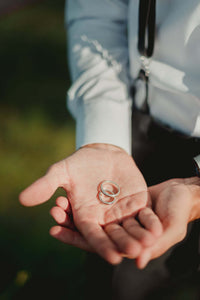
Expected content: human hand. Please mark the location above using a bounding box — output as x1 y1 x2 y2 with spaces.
50 192 163 261
135 177 200 269
19 143 161 264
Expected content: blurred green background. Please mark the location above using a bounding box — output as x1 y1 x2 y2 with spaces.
0 1 86 299
1 1 200 299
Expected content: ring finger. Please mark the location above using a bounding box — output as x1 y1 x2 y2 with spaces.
104 222 142 258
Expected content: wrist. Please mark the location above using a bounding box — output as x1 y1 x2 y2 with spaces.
80 143 129 154
187 177 200 222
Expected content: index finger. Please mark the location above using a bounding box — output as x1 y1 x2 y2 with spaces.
78 220 123 265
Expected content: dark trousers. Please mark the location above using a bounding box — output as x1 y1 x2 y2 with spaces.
85 111 200 300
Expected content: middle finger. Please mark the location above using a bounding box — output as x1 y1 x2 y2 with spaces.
105 222 142 258
123 217 156 247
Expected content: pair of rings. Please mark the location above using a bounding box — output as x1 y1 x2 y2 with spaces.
98 180 120 205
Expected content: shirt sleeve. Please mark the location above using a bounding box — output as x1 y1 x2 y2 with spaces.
65 0 132 154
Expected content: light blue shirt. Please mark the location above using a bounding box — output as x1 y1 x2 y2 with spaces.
65 0 200 154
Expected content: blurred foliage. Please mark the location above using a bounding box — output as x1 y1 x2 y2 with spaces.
0 1 86 299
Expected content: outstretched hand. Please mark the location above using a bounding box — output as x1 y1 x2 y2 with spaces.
19 143 162 265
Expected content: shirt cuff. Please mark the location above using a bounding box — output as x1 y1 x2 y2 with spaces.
74 98 132 155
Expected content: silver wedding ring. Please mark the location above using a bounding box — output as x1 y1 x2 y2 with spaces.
98 190 116 205
98 180 120 205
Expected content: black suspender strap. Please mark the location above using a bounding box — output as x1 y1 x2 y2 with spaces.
131 0 156 114
138 0 156 58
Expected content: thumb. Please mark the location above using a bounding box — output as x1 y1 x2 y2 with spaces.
136 224 187 269
19 161 69 207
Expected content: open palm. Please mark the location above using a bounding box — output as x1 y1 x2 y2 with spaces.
20 144 160 264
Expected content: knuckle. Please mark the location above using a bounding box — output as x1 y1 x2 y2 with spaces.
47 162 58 174
127 222 138 232
123 219 137 229
139 208 153 219
111 227 121 236
105 223 117 234
140 232 153 245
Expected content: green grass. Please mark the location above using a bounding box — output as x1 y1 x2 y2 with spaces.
0 1 86 299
